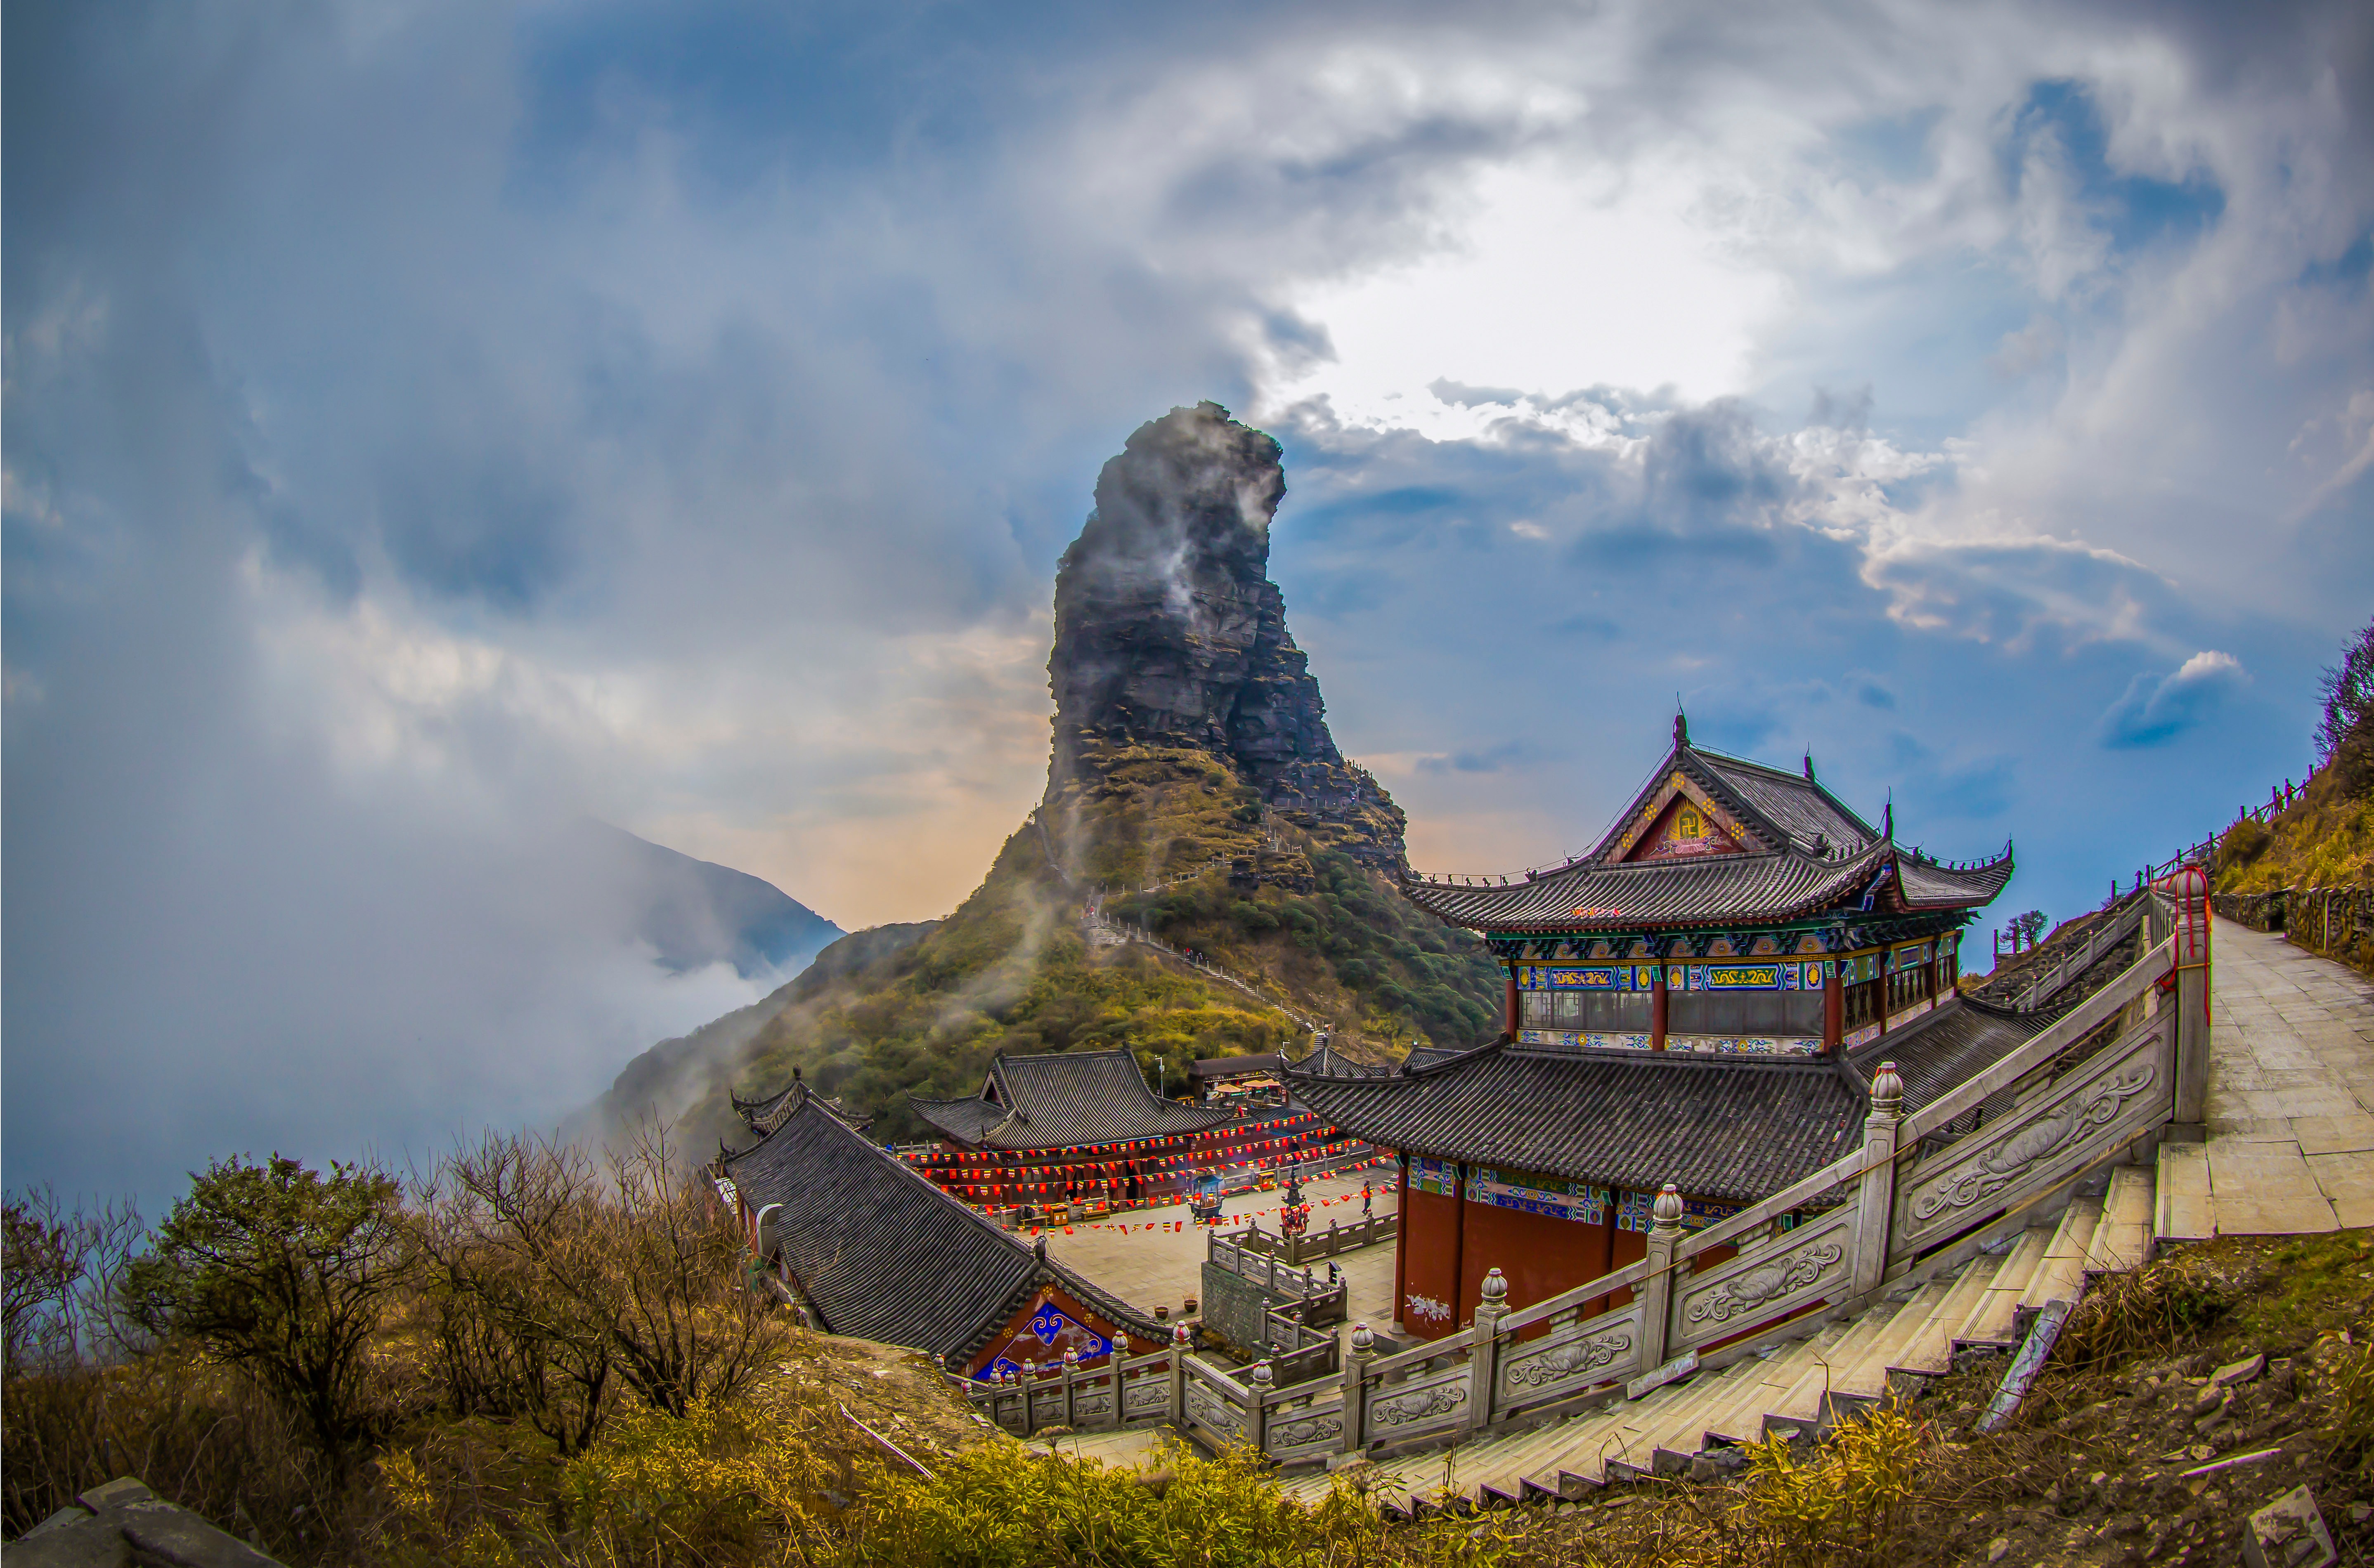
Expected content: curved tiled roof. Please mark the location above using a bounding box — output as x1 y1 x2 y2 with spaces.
1285 1044 1863 1206
1897 855 2017 909
722 1085 1166 1361
1692 750 1879 854
1404 842 1893 930
734 1078 868 1137
910 1049 1225 1150
1401 734 2011 934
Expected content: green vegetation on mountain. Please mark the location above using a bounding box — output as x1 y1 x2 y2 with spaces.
2217 612 2374 895
727 743 1500 1146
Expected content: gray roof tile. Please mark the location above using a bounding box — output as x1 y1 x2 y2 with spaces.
1400 738 2011 933
1846 998 2048 1114
911 1049 1226 1149
722 1086 1165 1361
1286 1045 1865 1205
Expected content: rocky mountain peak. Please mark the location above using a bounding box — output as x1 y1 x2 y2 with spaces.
1046 402 1406 867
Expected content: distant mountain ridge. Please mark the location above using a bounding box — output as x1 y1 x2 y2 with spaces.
575 819 843 979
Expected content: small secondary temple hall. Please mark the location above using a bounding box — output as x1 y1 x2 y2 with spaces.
901 1049 1352 1216
1293 719 2018 1341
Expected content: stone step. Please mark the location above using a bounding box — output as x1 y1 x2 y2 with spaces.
1632 1356 1773 1471
2157 1141 2213 1243
1702 1321 1860 1445
1584 1360 1751 1484
1961 1228 2052 1346
1887 1252 2003 1378
2086 1164 2156 1273
2019 1196 2103 1313
1762 1304 1904 1432
1478 1409 1619 1502
1561 1396 1671 1484
1830 1280 1953 1404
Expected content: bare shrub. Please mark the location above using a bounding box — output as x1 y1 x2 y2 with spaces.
2320 614 2374 798
413 1121 784 1454
4 1186 149 1374
2055 1252 2226 1372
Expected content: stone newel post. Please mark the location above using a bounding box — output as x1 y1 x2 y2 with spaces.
1246 1360 1273 1452
1167 1323 1190 1425
1853 1062 1904 1297
1465 1267 1509 1434
1636 1184 1686 1370
2170 866 2212 1126
1339 1322 1374 1455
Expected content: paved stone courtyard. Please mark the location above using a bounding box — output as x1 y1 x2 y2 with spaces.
1043 1164 1400 1329
2197 915 2374 1233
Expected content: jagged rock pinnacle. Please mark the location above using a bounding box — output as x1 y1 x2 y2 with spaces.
1046 402 1406 867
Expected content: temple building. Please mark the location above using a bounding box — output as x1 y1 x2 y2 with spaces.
712 1079 1170 1379
1410 716 2012 1057
1292 719 2018 1341
903 1048 1353 1211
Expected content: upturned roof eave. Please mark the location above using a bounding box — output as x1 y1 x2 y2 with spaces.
1400 850 1879 932
1401 840 2014 935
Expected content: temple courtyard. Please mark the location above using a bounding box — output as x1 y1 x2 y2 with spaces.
1041 1164 1400 1332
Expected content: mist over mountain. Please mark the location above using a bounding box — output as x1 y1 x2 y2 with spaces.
575 820 844 980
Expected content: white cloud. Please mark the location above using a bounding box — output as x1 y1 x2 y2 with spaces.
1263 157 1792 429
2097 650 2249 748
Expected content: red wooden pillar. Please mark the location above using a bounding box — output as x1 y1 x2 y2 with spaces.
1650 963 1669 1051
1504 966 1520 1040
1391 1152 1409 1330
1823 961 1843 1054
1449 1162 1470 1324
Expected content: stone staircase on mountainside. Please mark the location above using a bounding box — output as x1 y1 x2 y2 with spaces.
1279 1164 2158 1515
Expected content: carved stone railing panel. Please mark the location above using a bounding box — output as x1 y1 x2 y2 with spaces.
1497 1303 1643 1411
1670 1210 1856 1353
1364 1363 1471 1440
1263 1392 1348 1460
1894 1012 2173 1250
1123 1372 1170 1417
1182 1360 1251 1447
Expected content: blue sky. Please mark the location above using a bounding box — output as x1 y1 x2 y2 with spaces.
7 0 2372 1202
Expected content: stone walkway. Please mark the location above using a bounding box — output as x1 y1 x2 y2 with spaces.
2186 916 2374 1234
